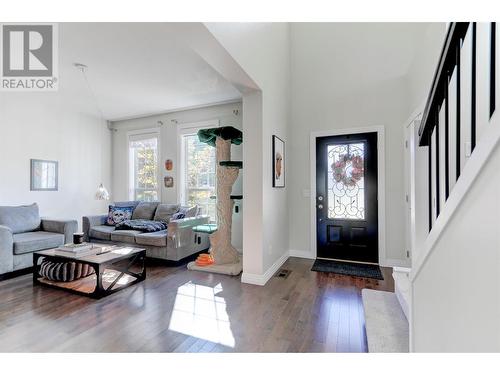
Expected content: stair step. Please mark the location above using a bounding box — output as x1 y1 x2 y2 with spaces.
392 267 411 321
219 161 243 168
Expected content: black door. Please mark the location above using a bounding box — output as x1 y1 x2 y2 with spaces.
316 132 378 263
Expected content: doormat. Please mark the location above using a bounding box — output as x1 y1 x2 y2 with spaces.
311 259 383 280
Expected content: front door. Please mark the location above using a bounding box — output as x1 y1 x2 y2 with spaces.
316 132 378 263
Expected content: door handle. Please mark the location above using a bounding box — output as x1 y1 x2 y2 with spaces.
317 204 323 209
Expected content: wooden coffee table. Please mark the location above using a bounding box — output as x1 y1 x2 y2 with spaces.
33 246 146 299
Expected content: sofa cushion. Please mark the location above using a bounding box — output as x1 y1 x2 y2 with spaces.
132 202 159 220
89 225 116 241
110 230 141 244
13 231 64 255
135 230 168 247
107 205 134 226
153 204 180 223
0 203 41 234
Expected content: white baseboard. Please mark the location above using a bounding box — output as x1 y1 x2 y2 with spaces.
289 249 315 259
241 251 289 286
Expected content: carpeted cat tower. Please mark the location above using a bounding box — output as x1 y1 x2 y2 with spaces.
187 126 243 276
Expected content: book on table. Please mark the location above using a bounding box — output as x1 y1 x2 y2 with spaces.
54 243 97 257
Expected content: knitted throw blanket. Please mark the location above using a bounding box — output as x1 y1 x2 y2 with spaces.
115 219 167 233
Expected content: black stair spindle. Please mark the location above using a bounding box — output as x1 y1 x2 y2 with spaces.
491 22 496 118
471 22 477 152
444 75 450 200
456 40 462 181
435 111 440 218
428 131 433 232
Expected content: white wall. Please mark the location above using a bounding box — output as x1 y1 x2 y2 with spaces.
205 23 291 279
0 66 111 230
406 23 448 111
288 23 422 265
110 101 243 250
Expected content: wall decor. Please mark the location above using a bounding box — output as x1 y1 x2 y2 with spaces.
272 135 285 188
164 176 174 188
165 159 173 171
30 159 58 191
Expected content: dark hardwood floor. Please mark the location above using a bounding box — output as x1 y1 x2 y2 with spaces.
0 257 393 352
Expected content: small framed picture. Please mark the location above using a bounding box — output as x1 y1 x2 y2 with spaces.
30 159 58 191
272 135 285 188
165 159 173 171
164 176 174 188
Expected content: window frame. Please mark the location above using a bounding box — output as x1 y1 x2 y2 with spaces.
177 120 219 222
127 129 161 202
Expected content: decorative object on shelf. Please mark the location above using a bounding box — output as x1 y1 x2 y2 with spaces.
187 126 243 276
164 176 174 188
30 159 58 191
332 153 364 187
165 159 173 171
272 135 285 188
95 183 110 200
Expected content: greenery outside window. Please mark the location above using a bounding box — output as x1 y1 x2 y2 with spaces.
129 132 159 202
179 125 217 222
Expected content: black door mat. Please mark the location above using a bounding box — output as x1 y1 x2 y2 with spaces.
311 259 384 280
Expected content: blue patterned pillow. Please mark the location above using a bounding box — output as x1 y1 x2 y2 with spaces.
170 212 186 221
107 205 134 226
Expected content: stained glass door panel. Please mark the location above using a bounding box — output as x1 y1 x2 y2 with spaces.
327 143 365 220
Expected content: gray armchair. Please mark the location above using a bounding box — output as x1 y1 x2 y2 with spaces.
0 203 77 277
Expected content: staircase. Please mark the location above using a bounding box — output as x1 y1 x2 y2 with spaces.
409 22 500 351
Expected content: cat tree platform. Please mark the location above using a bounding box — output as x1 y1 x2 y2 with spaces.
187 256 242 276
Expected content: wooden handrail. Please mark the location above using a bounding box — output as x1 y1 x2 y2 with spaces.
418 23 470 146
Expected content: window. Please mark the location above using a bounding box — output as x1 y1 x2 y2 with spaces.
180 130 217 222
129 133 159 202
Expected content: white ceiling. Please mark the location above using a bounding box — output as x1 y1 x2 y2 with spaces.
59 23 242 121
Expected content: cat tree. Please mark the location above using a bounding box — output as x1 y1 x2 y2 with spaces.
187 126 243 275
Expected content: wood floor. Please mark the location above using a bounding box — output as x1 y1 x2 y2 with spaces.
0 257 393 352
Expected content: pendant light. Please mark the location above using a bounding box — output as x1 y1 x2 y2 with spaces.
75 62 110 201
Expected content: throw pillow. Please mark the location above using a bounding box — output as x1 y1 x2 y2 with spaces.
132 202 159 220
154 203 180 223
107 205 134 226
178 205 199 218
170 212 186 221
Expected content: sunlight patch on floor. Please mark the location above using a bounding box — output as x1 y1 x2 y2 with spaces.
168 281 235 347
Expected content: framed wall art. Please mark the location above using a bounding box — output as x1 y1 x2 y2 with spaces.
272 135 285 188
30 159 58 191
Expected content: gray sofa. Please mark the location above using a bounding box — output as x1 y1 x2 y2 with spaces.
0 203 77 277
83 201 210 262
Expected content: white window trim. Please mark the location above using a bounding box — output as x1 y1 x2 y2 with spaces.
127 128 161 201
177 119 219 210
